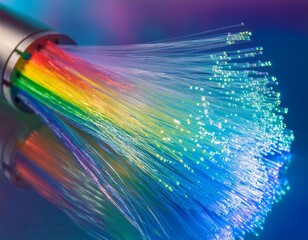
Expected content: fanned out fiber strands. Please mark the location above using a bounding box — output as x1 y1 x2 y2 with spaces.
16 127 142 240
13 25 293 239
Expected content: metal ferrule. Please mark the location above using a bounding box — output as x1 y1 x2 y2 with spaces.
0 4 75 111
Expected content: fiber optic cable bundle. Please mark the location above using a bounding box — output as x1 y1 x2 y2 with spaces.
0 101 142 239
0 4 294 240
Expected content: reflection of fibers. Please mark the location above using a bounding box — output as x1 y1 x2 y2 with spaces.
14 26 293 239
15 127 141 240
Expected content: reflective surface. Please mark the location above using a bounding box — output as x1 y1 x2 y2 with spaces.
0 174 89 240
0 1 307 239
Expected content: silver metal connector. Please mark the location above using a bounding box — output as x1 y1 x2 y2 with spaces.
0 4 75 111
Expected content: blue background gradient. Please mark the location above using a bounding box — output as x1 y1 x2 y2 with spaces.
0 0 307 239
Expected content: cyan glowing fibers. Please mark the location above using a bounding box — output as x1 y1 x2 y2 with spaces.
14 25 293 239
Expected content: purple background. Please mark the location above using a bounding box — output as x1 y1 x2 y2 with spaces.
0 0 307 239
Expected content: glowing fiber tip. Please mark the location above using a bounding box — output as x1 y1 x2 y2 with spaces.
14 28 293 239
